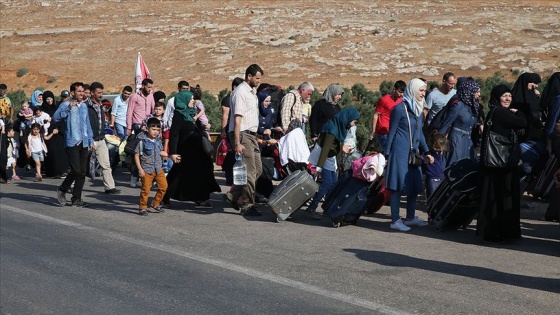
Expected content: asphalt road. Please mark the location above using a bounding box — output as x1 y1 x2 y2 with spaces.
1 167 559 314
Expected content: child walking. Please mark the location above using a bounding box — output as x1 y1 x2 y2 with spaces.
25 123 56 181
424 131 448 198
134 117 168 216
5 124 20 180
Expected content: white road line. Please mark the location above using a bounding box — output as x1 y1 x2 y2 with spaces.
2 205 411 315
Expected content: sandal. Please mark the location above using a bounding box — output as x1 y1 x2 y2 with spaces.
195 200 213 208
138 209 148 216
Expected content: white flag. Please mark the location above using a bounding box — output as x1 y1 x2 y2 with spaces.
135 52 151 91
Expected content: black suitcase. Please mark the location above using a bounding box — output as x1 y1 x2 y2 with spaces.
426 159 481 231
268 170 318 222
322 170 376 228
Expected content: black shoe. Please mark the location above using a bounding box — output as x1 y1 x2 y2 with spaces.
256 196 269 203
57 188 67 206
104 188 121 195
242 207 262 217
71 199 88 208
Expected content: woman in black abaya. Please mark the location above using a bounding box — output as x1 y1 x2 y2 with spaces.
477 85 527 242
162 91 220 208
41 91 69 178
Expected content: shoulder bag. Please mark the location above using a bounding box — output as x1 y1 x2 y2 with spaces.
480 107 520 168
405 104 424 166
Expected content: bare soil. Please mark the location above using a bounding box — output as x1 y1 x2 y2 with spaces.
1 0 559 95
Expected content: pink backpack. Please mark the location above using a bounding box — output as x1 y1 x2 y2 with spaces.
351 153 386 182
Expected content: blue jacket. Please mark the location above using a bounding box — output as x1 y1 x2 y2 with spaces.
385 102 429 194
53 101 94 148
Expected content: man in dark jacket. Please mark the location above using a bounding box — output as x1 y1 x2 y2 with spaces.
87 82 120 194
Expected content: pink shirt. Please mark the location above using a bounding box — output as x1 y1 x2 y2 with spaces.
126 90 154 130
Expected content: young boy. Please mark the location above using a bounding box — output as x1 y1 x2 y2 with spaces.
134 117 168 216
143 101 171 174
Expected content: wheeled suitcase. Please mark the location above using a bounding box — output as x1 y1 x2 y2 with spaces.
426 158 481 231
365 177 390 214
268 170 318 222
323 170 382 227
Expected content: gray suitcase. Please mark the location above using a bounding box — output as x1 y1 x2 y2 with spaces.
268 170 319 222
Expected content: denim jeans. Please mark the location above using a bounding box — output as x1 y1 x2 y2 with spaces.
308 169 338 211
114 123 127 140
376 133 388 153
390 189 418 223
425 178 442 199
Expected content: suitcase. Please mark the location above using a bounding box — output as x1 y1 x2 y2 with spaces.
268 170 318 222
322 170 371 227
365 177 391 214
426 159 481 231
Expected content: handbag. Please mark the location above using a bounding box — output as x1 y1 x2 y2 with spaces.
404 104 424 166
215 135 230 166
480 107 520 168
201 135 213 157
124 133 141 155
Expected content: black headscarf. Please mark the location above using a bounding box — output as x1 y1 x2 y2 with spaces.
539 72 560 114
511 72 541 113
40 90 57 116
488 84 512 109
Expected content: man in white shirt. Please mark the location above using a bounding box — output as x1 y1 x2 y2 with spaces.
226 64 264 216
109 86 133 139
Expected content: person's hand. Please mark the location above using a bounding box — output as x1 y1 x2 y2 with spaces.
138 168 146 178
160 150 168 158
426 154 435 164
268 139 277 145
171 154 181 163
510 108 518 113
342 145 352 154
263 129 271 136
274 126 284 133
205 124 211 131
235 143 245 155
52 129 59 135
126 129 132 136
26 150 31 158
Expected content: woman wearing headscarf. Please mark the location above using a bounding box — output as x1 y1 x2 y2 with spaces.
309 84 344 141
41 90 69 178
385 78 434 232
29 90 43 109
162 90 220 209
511 72 543 142
438 80 481 166
305 107 360 215
477 85 527 242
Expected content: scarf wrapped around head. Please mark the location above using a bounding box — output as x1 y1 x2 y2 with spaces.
489 84 512 109
322 84 344 105
539 72 560 112
30 90 43 107
321 107 360 142
511 72 541 112
174 90 195 122
402 78 427 118
257 89 272 117
457 80 481 117
286 118 302 134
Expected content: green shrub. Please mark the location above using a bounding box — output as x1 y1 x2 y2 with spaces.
47 76 57 83
6 90 28 112
16 68 29 77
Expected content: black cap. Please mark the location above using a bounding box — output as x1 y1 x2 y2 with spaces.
61 90 70 98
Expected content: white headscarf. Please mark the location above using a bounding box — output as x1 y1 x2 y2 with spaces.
402 78 427 117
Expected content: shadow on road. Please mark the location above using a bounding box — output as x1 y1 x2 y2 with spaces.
344 248 560 294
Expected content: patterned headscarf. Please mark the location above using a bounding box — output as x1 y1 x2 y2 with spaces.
457 80 481 117
402 78 427 117
322 84 344 105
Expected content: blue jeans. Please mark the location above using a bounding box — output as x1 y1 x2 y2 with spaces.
114 123 127 140
390 189 418 223
308 169 337 211
425 178 442 199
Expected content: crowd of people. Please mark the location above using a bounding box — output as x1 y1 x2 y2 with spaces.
0 67 559 242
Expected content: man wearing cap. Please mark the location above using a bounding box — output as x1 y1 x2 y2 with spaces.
86 82 120 194
0 84 14 124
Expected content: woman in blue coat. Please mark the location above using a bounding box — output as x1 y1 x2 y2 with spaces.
438 80 481 166
385 78 434 232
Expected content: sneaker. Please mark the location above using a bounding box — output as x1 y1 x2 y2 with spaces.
57 188 67 205
403 216 429 227
149 204 164 213
130 176 138 188
104 188 121 194
390 219 411 232
71 199 88 207
11 175 20 180
241 206 262 217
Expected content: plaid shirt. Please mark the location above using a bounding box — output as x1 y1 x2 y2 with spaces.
142 115 168 133
280 90 303 130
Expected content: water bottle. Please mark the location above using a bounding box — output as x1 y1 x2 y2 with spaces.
233 154 247 185
162 159 170 173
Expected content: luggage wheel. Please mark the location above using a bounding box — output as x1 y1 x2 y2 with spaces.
332 222 341 228
276 217 283 223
